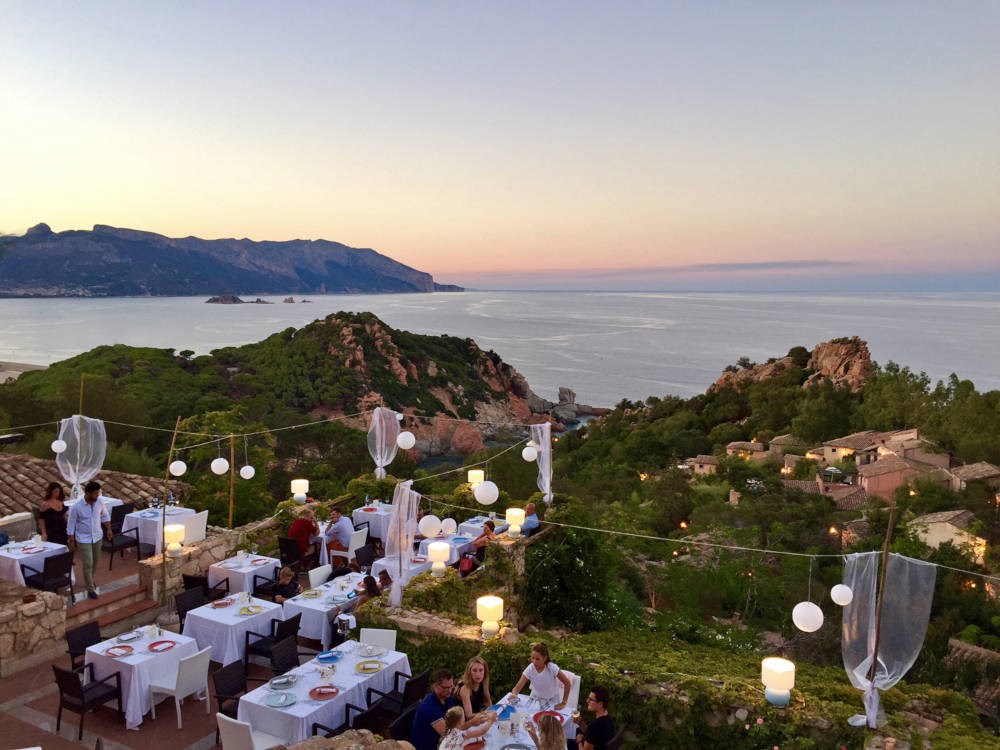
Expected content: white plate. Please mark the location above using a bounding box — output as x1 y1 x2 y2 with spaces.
265 691 296 707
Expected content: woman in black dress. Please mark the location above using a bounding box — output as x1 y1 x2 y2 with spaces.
38 481 68 545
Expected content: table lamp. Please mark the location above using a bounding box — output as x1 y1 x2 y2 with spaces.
428 542 450 577
164 524 185 558
505 507 526 538
477 595 504 638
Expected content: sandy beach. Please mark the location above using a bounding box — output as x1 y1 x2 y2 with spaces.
0 361 46 382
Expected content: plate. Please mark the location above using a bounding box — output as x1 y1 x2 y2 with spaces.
117 631 141 643
104 644 133 657
357 644 385 658
250 558 270 566
238 605 265 615
268 675 297 689
148 640 177 653
211 598 234 608
21 546 45 554
533 710 564 725
141 510 158 518
452 536 471 544
301 589 320 598
355 660 383 674
309 685 340 700
265 691 296 707
464 741 486 750
316 650 343 663
499 744 533 750
410 556 427 563
362 507 377 512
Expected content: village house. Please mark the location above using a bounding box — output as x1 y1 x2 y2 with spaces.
725 441 767 461
856 455 950 501
781 475 869 511
948 461 1000 493
766 434 805 457
908 509 987 565
685 454 719 476
819 430 881 466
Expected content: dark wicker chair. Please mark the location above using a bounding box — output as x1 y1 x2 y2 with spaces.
174 586 207 628
52 663 123 740
367 668 430 721
211 660 247 744
388 700 418 742
65 621 104 670
21 550 75 602
243 613 301 674
251 567 280 601
182 573 230 602
102 503 142 570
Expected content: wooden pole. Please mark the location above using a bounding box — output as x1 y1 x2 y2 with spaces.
160 416 182 606
78 373 84 415
867 503 898 690
228 434 236 529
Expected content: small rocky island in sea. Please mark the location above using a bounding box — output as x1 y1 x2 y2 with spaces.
205 295 272 304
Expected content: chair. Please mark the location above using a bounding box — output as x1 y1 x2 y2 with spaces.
102 504 141 569
360 627 396 651
607 724 627 750
278 535 315 573
21 550 74 602
308 564 332 589
313 700 381 737
368 668 430 721
388 700 418 741
183 510 209 544
182 573 230 602
149 646 211 729
65 621 103 670
53 663 123 740
355 543 377 570
251 568 279 601
331 527 368 567
175 586 207 629
217 712 285 750
211 661 246 744
268 635 302 675
562 669 581 710
243 613 301 674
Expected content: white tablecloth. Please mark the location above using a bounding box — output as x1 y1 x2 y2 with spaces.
371 554 431 582
0 541 70 586
182 596 283 666
458 515 508 538
66 496 124 512
417 535 475 566
121 507 197 554
208 555 281 593
86 630 199 729
352 503 393 540
238 640 410 744
483 693 575 746
282 573 365 649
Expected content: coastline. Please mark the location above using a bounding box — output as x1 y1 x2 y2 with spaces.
0 361 46 381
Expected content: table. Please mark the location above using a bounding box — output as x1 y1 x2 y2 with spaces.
371 554 431 582
66 496 124 512
458 515 508 538
182 596 283 666
238 640 411 744
86 630 199 729
352 503 393 540
482 693 575 747
417 534 475 566
282 573 365 649
121 507 197 554
208 555 280 594
0 541 70 586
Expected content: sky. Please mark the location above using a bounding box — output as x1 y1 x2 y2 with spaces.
2 2 998 291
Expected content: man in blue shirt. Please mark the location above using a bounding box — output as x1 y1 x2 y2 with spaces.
410 668 459 750
323 507 355 558
522 502 540 537
66 480 112 599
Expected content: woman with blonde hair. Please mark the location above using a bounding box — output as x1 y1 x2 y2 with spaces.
528 713 567 750
458 656 493 719
437 704 495 750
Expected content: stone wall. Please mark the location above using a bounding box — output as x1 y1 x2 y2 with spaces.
0 581 66 677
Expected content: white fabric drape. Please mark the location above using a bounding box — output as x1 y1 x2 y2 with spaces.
385 480 420 608
841 551 937 728
55 415 107 499
530 422 553 504
367 407 401 479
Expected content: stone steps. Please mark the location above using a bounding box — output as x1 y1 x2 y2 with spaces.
65 582 161 635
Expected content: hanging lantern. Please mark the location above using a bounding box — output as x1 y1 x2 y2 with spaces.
396 431 416 450
50 439 68 454
792 601 824 632
830 584 854 606
211 457 230 475
521 444 538 462
474 480 499 505
418 514 442 538
239 465 256 480
168 460 187 477
441 518 457 536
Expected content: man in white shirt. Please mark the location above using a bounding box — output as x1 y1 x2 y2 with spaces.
66 480 112 599
323 507 355 557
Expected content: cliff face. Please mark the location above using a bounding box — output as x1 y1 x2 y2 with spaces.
711 336 871 393
0 223 463 296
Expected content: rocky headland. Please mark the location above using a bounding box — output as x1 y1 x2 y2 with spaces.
710 336 871 392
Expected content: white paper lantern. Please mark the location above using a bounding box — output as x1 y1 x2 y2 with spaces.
50 439 67 454
441 518 457 535
396 431 416 450
792 601 824 633
521 445 538 462
168 459 187 477
474 480 499 505
396 412 404 421
830 584 854 606
418 514 442 538
210 457 230 475
239 465 256 480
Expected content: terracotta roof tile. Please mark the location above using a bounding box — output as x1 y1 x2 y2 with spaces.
951 462 1000 482
910 509 978 530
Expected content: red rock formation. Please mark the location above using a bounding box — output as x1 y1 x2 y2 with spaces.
710 337 872 393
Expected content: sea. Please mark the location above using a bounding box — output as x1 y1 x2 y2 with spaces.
0 291 998 407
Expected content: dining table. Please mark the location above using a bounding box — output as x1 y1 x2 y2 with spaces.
458 514 508 538
208 554 281 593
351 501 393 541
121 506 197 554
237 639 411 744
281 573 365 649
481 692 576 747
181 594 283 666
85 629 199 730
417 533 476 566
370 553 431 582
0 540 71 586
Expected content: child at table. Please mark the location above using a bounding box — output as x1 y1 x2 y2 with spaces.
509 642 572 710
274 566 300 603
437 705 495 750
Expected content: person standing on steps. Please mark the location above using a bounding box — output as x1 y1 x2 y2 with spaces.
66 480 112 600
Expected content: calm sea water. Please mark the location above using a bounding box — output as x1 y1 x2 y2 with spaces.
0 292 998 406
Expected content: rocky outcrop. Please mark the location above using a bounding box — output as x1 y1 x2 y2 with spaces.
710 337 872 393
283 730 414 750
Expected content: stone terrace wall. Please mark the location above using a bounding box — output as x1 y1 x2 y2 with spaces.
0 582 66 677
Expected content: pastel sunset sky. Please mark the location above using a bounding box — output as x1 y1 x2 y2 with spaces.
2 2 998 290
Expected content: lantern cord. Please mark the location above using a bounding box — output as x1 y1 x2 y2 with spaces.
243 435 250 466
0 419 61 432
409 438 532 485
807 556 814 601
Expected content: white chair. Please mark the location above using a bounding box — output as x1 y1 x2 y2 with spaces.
359 627 396 651
149 646 212 729
183 510 209 544
216 712 285 750
562 668 581 710
308 564 332 589
331 527 368 566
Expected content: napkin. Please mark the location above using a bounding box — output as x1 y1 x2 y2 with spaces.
335 614 356 629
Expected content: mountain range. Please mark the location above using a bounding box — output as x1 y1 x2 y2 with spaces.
0 223 463 297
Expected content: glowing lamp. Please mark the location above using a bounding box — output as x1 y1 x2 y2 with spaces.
164 524 185 558
239 465 256 480
168 460 187 477
761 656 796 707
51 439 67 454
477 595 504 639
210 457 230 475
396 431 416 450
290 478 309 503
428 542 450 577
792 601 824 632
474 480 499 506
467 469 485 487
505 507 526 539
